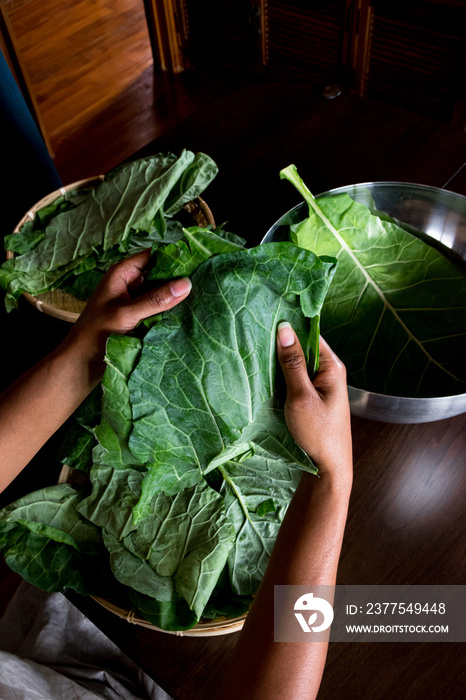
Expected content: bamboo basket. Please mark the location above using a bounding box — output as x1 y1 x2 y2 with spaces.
90 597 247 637
7 177 216 323
58 465 248 637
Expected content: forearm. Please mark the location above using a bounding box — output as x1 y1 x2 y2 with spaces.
219 470 352 700
0 254 193 496
0 338 101 493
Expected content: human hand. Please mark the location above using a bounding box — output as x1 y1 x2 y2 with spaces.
276 322 352 485
64 249 191 377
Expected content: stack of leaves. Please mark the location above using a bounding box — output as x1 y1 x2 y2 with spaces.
2 159 466 631
0 222 338 630
0 150 218 311
280 166 466 399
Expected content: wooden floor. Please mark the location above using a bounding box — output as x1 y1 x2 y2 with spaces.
6 0 241 184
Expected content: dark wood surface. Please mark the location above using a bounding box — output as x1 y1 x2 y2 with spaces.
134 82 466 242
4 83 466 700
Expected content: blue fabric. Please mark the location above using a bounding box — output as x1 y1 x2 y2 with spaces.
0 49 62 237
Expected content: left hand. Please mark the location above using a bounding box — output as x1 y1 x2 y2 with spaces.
63 249 192 377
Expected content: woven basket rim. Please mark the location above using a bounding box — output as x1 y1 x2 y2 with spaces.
58 465 248 636
90 595 247 637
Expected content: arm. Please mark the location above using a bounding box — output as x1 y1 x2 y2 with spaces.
0 249 191 494
219 323 353 700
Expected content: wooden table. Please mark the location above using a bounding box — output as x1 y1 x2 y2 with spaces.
3 83 466 699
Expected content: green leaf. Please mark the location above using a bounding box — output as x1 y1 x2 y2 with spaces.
220 456 302 596
77 465 143 540
125 481 235 619
256 499 276 517
0 485 101 551
58 423 96 473
128 243 334 515
1 151 219 311
59 385 103 472
102 531 179 603
147 225 246 281
13 153 191 272
164 151 218 216
2 205 338 630
78 466 235 622
281 164 466 397
239 399 317 475
74 385 103 429
95 335 143 468
61 269 105 299
202 566 251 620
127 589 198 631
4 230 45 255
0 486 108 595
0 523 102 594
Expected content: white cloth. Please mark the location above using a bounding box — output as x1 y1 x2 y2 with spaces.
0 582 172 700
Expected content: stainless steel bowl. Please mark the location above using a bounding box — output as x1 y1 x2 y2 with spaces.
262 182 466 423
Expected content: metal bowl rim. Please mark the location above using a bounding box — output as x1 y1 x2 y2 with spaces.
316 180 466 200
262 180 466 404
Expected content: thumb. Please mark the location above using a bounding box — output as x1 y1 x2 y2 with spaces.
276 322 314 400
125 277 192 323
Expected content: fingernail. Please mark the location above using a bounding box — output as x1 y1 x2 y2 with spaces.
170 277 192 297
277 321 295 347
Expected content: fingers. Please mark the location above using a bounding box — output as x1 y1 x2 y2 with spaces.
118 248 152 282
125 276 192 322
313 335 347 397
276 324 347 405
276 322 314 401
96 250 192 327
100 249 152 298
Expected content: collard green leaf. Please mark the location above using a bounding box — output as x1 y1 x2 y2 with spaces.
128 243 334 515
202 566 251 620
256 499 276 517
0 523 102 594
125 218 186 254
58 424 96 473
1 213 335 629
236 399 317 475
95 335 143 469
164 151 219 216
1 151 219 311
14 153 191 272
281 165 466 398
78 465 235 620
0 486 107 595
0 484 100 552
59 385 102 472
127 589 198 631
212 399 315 597
147 226 246 281
102 531 178 603
77 465 143 540
4 230 45 255
220 456 302 596
125 482 235 618
61 269 105 300
0 255 90 299
75 385 103 429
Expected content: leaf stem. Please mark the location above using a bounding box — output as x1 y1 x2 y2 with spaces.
280 165 461 383
218 464 253 525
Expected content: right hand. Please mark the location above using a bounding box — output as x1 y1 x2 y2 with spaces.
276 323 352 484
